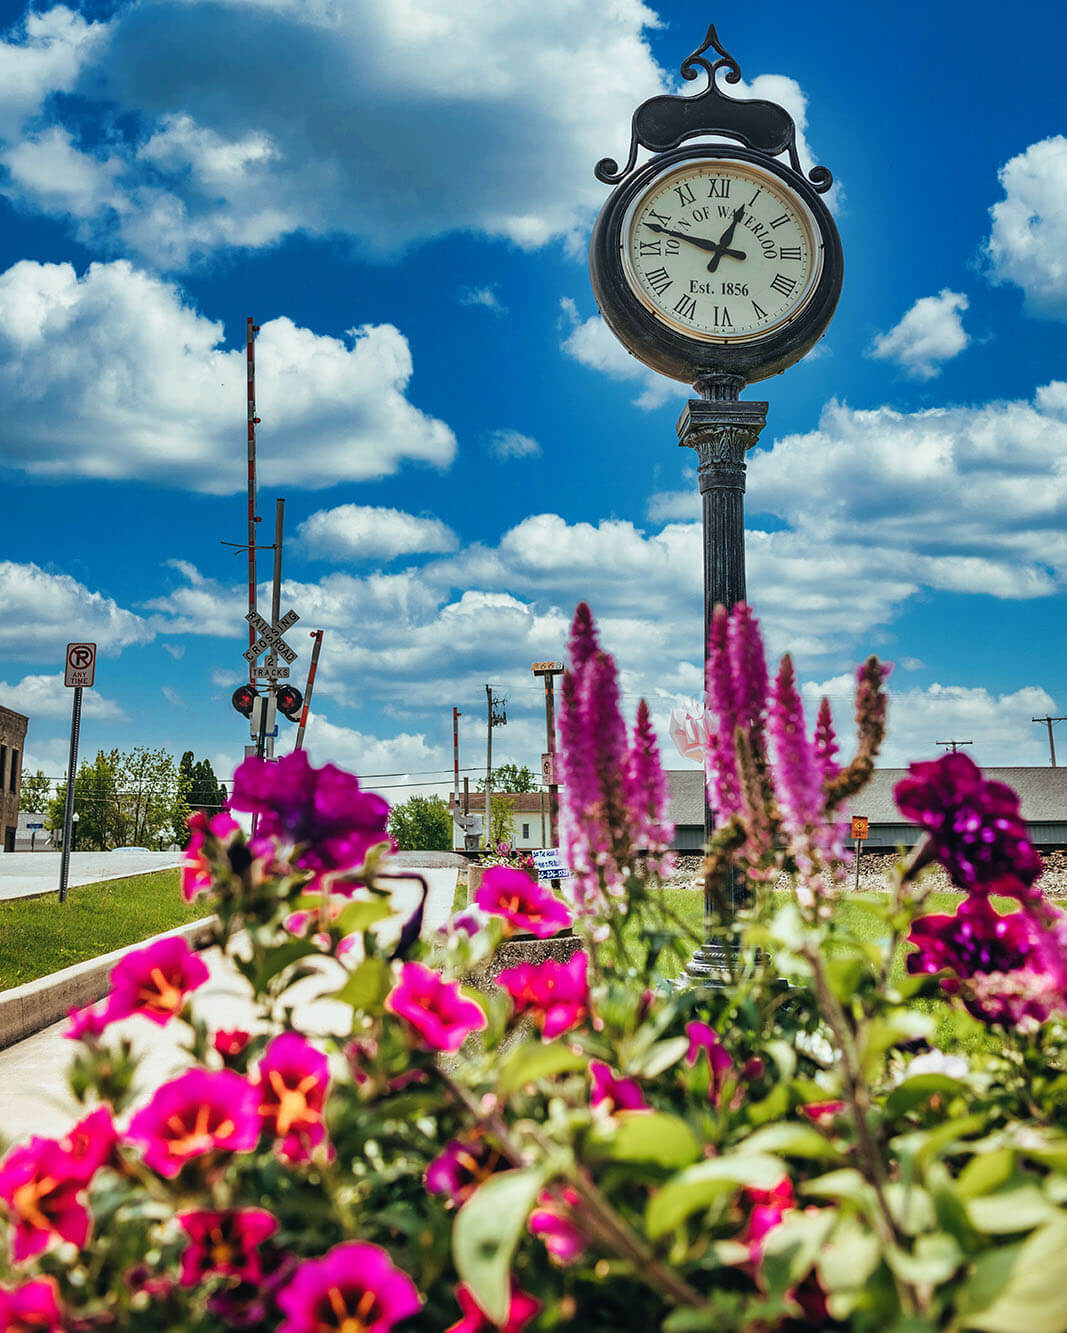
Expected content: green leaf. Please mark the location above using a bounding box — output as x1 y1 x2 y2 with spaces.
333 897 394 935
960 1214 1067 1332
743 1121 844 1161
252 937 319 990
801 1168 878 1213
966 1185 1060 1235
891 1112 986 1169
885 1073 969 1119
957 1148 1016 1200
645 1154 785 1239
826 955 869 1004
595 1111 701 1171
816 1219 881 1294
332 956 390 1011
453 1169 544 1325
884 1233 962 1286
633 1036 690 1078
762 1209 837 1296
497 1041 587 1095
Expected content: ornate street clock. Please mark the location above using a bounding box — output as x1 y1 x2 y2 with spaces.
590 24 841 389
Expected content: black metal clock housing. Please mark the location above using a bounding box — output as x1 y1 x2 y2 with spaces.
589 25 842 389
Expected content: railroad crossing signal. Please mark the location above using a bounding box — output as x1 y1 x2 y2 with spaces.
244 607 300 679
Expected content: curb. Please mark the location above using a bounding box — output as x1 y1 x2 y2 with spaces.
0 916 217 1052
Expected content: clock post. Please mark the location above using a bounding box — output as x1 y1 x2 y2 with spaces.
587 22 842 982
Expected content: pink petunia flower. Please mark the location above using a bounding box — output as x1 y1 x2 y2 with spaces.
799 1100 847 1126
229 751 391 885
474 867 572 939
446 1281 541 1333
256 1033 330 1163
589 1061 647 1113
385 962 487 1052
107 935 210 1027
740 1178 795 1265
214 1028 251 1057
685 1021 734 1105
276 1240 421 1333
177 1208 279 1287
125 1068 261 1177
182 810 241 901
425 1136 504 1209
529 1185 589 1265
63 998 111 1041
61 1107 118 1177
0 1136 94 1261
0 1278 64 1330
495 951 589 1040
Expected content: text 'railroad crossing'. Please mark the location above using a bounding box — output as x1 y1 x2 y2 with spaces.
244 608 300 679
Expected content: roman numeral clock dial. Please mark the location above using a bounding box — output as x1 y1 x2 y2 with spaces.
619 160 823 344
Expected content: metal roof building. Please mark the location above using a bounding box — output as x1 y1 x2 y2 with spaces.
665 767 1067 852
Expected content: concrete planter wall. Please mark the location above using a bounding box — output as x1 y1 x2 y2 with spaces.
466 863 537 902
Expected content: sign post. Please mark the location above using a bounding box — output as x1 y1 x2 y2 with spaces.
59 642 96 903
850 815 869 893
532 661 564 852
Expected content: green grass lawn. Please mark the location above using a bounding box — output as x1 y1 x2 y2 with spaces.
0 870 208 991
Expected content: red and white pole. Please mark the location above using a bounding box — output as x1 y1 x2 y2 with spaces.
294 630 324 751
246 317 260 685
453 707 461 802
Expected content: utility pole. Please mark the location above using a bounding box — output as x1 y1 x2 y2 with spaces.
265 499 285 760
937 740 973 754
532 661 564 849
453 707 462 804
1032 715 1065 767
485 686 506 850
246 318 261 685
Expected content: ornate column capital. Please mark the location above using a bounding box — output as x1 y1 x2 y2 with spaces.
676 398 768 493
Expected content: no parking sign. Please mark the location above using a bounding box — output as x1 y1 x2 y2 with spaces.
64 643 96 688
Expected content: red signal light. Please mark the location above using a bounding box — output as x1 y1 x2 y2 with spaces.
231 684 258 717
276 684 304 721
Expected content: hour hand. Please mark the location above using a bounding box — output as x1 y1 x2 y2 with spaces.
643 222 745 261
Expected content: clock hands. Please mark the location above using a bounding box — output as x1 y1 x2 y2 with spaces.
643 222 745 262
705 205 746 274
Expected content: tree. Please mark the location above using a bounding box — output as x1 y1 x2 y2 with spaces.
18 768 51 812
47 750 122 849
486 792 517 848
388 795 453 851
173 752 229 847
480 764 537 793
118 747 178 848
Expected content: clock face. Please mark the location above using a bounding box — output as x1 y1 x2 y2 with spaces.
620 158 823 344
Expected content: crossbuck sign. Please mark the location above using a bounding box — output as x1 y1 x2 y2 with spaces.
244 608 300 679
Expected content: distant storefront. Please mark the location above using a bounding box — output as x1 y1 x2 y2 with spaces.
0 706 29 853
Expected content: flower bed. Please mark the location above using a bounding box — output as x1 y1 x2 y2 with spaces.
1 603 1066 1331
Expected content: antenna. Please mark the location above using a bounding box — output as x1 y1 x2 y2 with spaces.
937 740 973 754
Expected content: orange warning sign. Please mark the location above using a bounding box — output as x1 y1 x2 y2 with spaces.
850 816 869 840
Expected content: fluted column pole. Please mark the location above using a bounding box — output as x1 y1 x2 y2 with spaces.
677 374 767 982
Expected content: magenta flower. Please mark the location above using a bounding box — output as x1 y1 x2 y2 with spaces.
385 962 487 1052
0 1278 64 1331
740 1178 795 1265
495 951 589 1039
0 1135 94 1261
214 1027 251 1057
907 895 1066 1027
177 1208 279 1287
813 696 840 782
107 935 210 1027
705 602 770 823
768 654 822 835
256 1032 330 1163
125 1068 261 1177
182 810 241 901
589 1060 647 1113
895 753 1043 901
61 1107 118 1178
446 1281 541 1333
685 1021 734 1105
425 1136 503 1208
277 1240 421 1333
474 867 571 938
529 1185 589 1264
568 600 601 673
230 751 391 883
624 699 675 865
64 998 110 1041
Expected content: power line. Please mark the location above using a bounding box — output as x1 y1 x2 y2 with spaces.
1032 715 1066 767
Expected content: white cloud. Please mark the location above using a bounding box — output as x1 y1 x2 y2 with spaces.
559 297 679 409
0 260 456 490
0 672 126 720
0 6 107 137
488 429 541 460
297 505 458 562
161 686 183 708
986 135 1067 318
460 286 506 315
0 561 151 661
161 643 185 659
869 289 970 379
143 561 246 638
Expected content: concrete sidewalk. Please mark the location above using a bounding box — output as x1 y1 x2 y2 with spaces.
0 850 183 901
0 865 459 1143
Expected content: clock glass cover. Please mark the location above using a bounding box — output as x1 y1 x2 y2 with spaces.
621 158 823 344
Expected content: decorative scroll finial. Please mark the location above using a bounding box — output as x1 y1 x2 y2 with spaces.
595 23 832 193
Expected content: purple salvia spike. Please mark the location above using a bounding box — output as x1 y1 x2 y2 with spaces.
727 602 769 742
704 604 743 821
568 602 600 675
814 696 840 781
625 699 675 857
580 650 630 879
557 666 600 907
769 654 823 834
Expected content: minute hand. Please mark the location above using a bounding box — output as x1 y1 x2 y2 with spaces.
706 205 745 273
643 223 745 261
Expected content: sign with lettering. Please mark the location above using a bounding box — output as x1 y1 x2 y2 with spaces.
850 816 869 841
64 643 96 687
531 847 571 881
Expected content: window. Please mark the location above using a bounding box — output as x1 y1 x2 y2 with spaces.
0 747 6 793
9 750 17 793
522 823 530 839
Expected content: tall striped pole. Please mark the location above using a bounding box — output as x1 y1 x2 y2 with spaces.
294 630 324 751
246 317 260 685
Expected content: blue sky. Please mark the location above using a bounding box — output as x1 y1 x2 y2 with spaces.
2 0 1066 806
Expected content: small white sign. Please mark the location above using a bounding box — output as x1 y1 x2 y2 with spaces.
531 847 571 881
64 642 97 687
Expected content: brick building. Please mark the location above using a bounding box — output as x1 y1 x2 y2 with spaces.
0 706 29 853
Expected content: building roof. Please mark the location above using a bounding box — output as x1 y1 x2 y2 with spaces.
0 705 29 734
663 766 1067 827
